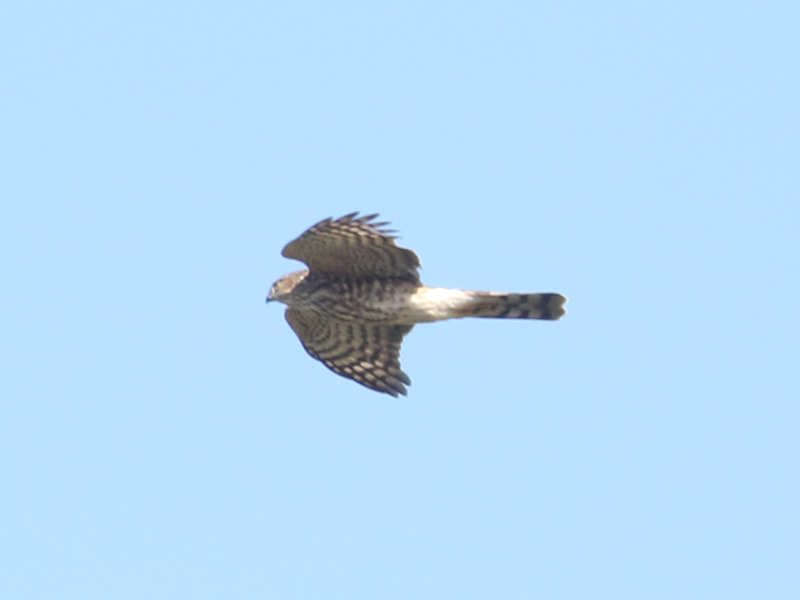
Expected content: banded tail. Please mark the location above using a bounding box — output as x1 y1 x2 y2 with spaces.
466 292 567 320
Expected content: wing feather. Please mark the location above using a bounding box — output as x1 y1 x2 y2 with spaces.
285 308 413 397
281 212 420 281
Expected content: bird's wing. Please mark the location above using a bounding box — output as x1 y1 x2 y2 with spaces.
281 212 420 281
285 308 413 397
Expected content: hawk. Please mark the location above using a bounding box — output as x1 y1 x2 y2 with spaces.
266 212 567 396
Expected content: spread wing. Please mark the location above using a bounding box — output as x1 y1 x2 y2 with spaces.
281 212 420 281
285 308 413 397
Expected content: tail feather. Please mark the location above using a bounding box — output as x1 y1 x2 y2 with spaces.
467 292 567 320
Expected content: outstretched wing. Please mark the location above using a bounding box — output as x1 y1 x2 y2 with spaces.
281 212 420 281
285 308 413 397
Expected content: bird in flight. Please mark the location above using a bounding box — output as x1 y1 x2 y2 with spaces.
266 213 566 396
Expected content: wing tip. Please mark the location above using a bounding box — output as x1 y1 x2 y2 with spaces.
336 211 400 238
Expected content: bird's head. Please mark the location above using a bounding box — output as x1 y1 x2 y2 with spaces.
266 269 308 304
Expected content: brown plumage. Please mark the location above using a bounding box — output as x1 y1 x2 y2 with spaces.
267 212 566 396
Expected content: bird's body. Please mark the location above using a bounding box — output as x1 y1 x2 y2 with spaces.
277 270 422 323
267 213 566 396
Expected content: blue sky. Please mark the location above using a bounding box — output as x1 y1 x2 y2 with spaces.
2 1 798 598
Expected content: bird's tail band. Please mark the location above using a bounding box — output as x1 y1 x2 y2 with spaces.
466 292 567 320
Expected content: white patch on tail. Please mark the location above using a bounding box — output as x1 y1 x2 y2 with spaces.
408 287 475 322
